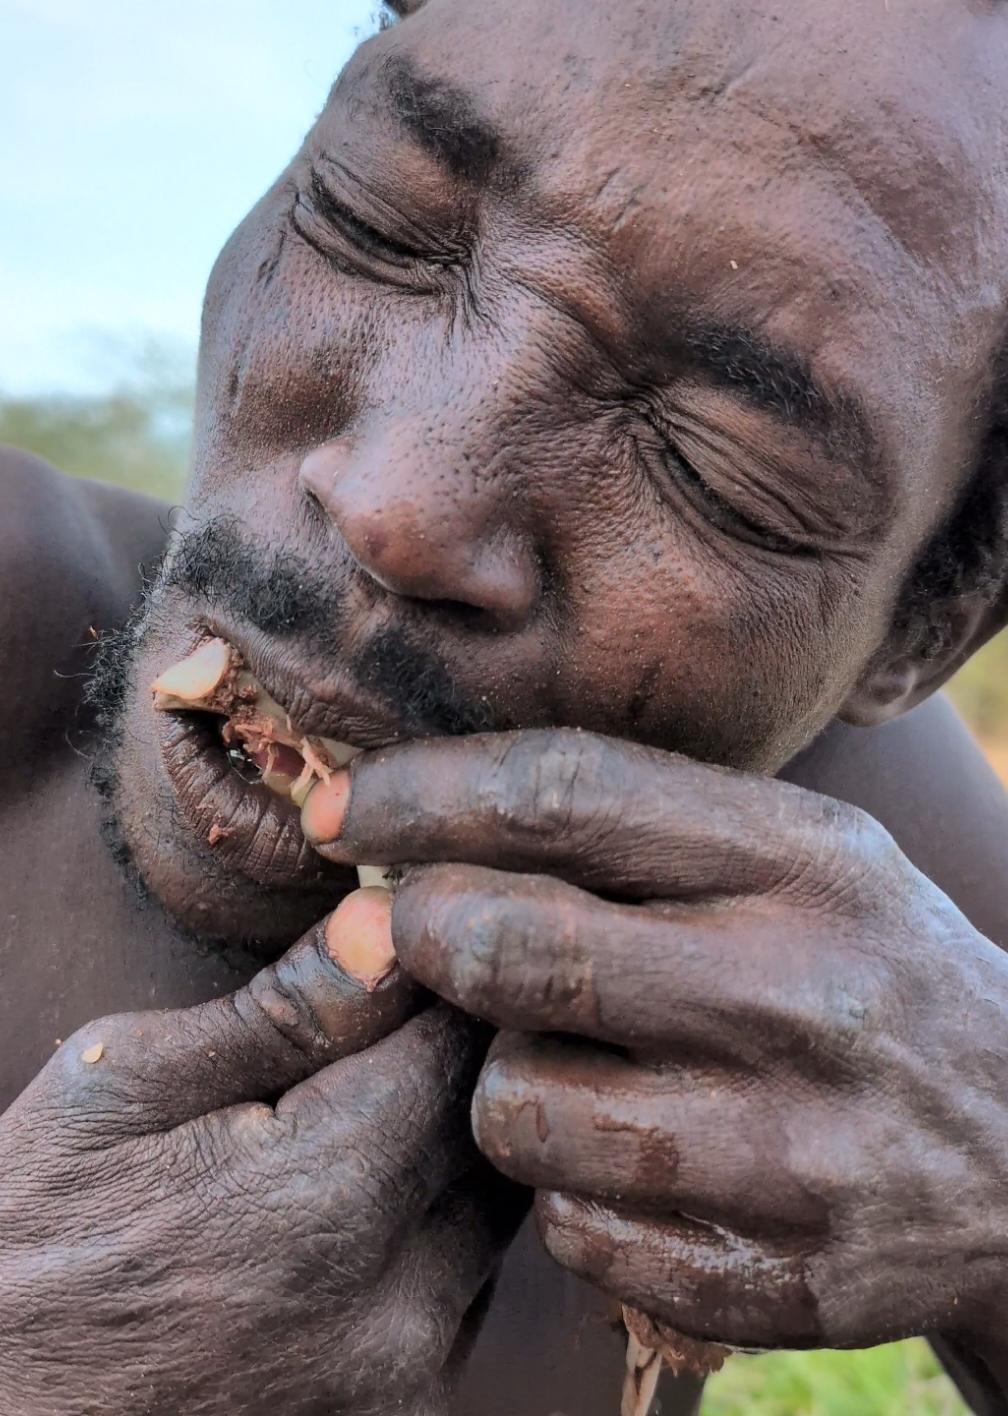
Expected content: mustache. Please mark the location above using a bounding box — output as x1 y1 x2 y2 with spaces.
162 517 498 737
164 517 335 635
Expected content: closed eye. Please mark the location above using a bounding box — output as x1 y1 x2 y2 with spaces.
306 170 429 266
635 421 814 556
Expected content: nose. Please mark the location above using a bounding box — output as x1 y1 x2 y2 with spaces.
298 430 541 628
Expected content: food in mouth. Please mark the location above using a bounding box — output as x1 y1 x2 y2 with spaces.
152 638 389 887
152 638 361 806
620 1306 727 1415
154 643 718 1406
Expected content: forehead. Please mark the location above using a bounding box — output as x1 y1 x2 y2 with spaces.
324 0 1008 528
386 0 1006 250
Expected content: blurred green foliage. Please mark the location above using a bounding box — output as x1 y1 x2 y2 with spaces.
0 345 191 504
0 362 1003 756
947 632 1008 745
704 1338 966 1415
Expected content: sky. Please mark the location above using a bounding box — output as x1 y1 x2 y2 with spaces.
0 0 381 395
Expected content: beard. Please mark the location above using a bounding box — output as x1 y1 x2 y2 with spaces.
80 513 501 960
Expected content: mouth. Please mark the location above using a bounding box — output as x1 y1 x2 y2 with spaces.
152 635 396 890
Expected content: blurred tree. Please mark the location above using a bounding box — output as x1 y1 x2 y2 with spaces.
947 633 1008 745
0 340 191 503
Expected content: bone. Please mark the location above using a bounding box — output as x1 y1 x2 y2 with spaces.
151 638 234 706
152 640 363 781
620 1306 729 1416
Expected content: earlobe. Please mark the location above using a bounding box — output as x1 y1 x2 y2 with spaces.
839 661 924 727
839 594 1006 727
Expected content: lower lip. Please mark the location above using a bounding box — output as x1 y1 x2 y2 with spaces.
156 708 348 891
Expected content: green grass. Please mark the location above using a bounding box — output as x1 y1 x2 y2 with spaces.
701 1340 966 1415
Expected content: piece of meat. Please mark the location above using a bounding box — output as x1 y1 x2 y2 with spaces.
621 1306 728 1416
152 638 358 800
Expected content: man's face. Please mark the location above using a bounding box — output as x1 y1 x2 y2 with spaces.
109 0 1008 943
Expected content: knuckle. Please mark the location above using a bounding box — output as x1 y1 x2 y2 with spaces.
795 798 900 913
218 1100 291 1167
437 889 534 1016
486 729 611 844
235 965 329 1071
835 801 900 879
50 1014 151 1109
391 1303 455 1379
63 1012 134 1063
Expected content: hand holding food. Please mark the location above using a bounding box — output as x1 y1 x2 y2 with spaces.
0 898 520 1416
303 729 1008 1386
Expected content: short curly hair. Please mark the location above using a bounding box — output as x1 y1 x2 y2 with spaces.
380 0 418 20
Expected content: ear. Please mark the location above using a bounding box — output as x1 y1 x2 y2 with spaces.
840 592 1007 726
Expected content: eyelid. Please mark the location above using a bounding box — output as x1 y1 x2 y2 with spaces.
308 169 424 264
290 180 448 293
634 414 813 556
307 159 466 266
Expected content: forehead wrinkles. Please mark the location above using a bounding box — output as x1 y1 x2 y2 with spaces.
515 0 1006 273
391 0 1008 371
359 2 1008 439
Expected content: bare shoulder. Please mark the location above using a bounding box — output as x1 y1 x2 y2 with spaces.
784 696 1008 950
0 445 169 750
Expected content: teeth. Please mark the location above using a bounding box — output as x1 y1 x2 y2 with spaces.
261 763 299 796
152 638 235 708
153 641 392 890
152 638 363 800
356 865 395 889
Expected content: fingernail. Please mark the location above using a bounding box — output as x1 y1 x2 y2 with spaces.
324 888 396 991
301 770 351 844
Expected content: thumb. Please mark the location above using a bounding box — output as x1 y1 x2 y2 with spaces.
38 887 421 1135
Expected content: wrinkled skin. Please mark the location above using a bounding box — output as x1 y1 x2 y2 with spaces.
3 0 1008 1411
112 0 1008 942
305 733 1008 1374
0 900 523 1416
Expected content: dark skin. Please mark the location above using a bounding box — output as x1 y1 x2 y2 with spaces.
3 0 1008 1410
4 472 1007 1416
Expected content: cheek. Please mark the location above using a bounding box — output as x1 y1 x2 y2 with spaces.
188 211 873 769
554 527 866 769
192 185 388 490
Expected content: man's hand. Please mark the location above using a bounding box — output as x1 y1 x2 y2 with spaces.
0 890 522 1416
304 730 1008 1359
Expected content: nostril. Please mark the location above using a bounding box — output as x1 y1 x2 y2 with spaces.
301 481 326 525
297 438 541 628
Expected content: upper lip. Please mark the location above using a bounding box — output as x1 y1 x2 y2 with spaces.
201 616 425 750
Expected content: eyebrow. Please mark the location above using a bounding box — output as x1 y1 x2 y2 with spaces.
359 60 878 474
379 55 513 186
677 318 879 470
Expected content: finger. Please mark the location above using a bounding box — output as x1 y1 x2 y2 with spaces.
391 863 824 1059
40 888 420 1136
301 729 844 898
278 1005 494 1223
473 1035 827 1234
536 1191 820 1351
